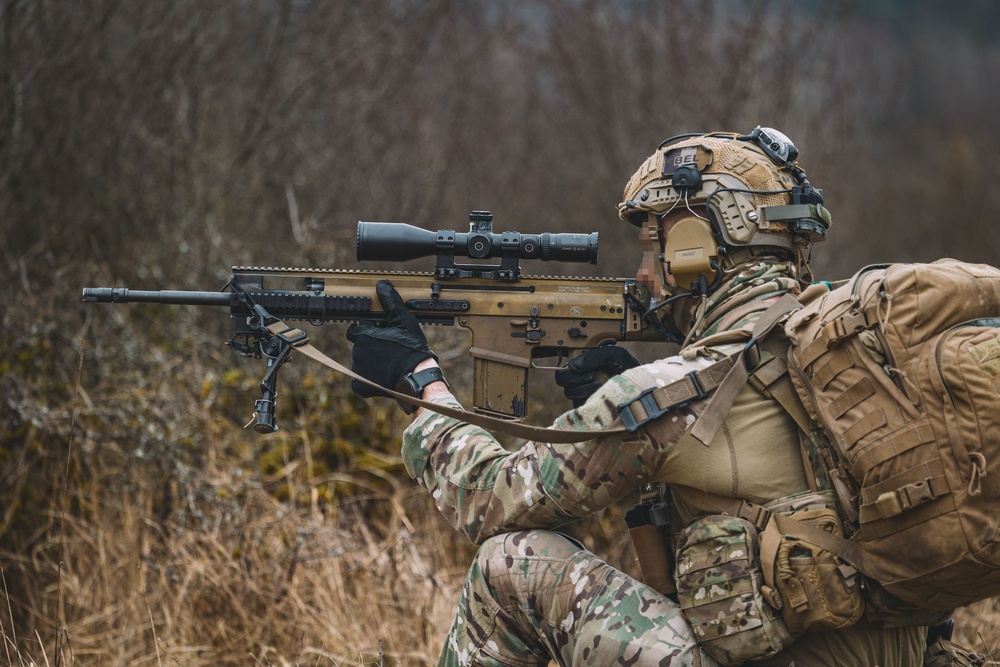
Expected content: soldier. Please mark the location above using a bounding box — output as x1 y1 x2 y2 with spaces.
347 129 931 665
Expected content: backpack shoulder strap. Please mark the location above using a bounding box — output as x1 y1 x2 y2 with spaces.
744 347 833 492
615 355 736 431
617 294 806 437
689 293 803 445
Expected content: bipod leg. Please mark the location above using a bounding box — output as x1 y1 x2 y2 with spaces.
253 335 292 434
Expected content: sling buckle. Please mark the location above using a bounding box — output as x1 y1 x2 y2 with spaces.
618 370 710 432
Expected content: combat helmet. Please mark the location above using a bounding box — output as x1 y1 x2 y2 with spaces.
620 127 831 331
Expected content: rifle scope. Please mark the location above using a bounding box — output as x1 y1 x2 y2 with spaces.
356 221 599 264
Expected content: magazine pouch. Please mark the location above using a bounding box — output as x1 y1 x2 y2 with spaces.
675 514 791 665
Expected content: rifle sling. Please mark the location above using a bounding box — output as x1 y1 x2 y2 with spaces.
266 292 801 445
265 321 623 443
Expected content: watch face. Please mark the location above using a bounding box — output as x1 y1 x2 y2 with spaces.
395 377 419 414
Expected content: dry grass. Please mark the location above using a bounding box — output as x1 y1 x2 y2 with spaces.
0 473 477 666
955 601 1000 663
3 491 1000 666
1 350 1000 666
1 432 999 667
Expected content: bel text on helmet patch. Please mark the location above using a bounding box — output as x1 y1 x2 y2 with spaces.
661 146 713 178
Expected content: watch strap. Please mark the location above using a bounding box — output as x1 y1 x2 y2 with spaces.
395 366 447 414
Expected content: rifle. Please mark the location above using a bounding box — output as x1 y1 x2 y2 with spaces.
82 211 656 434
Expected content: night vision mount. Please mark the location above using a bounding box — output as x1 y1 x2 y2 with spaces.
739 126 827 229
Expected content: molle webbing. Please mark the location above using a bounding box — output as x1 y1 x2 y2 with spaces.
784 260 1000 610
671 485 867 580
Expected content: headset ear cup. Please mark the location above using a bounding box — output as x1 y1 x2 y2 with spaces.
662 217 720 292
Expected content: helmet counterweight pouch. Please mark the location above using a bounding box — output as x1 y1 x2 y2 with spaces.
663 217 719 291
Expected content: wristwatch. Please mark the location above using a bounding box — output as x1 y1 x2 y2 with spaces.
394 366 448 414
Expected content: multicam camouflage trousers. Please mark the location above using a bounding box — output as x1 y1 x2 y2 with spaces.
436 529 718 667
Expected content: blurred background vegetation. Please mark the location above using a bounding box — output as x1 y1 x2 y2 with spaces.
2 0 999 664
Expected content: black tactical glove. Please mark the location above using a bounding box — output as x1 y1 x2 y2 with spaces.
346 280 436 398
553 345 640 408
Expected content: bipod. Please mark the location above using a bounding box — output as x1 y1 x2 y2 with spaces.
253 333 291 433
224 281 298 434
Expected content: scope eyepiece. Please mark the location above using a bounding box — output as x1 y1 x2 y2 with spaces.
356 221 599 265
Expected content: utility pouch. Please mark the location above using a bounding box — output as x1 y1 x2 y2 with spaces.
675 515 791 666
760 507 865 636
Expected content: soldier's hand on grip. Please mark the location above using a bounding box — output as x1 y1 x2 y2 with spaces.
554 345 640 408
346 280 436 398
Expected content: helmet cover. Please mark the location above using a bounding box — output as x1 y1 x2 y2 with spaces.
619 129 831 253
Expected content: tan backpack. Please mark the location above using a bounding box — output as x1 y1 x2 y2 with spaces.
783 259 1000 610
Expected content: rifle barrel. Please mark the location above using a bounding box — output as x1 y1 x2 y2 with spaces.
81 287 233 306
